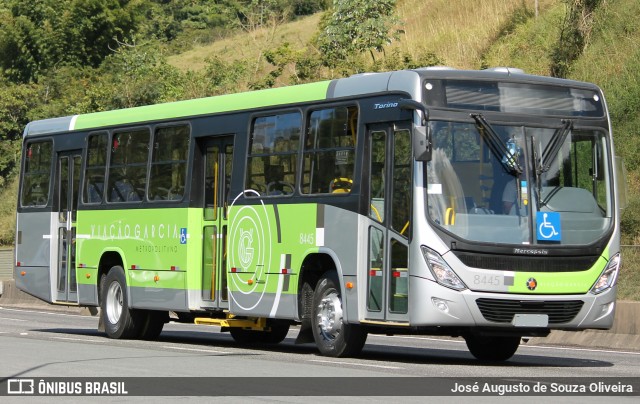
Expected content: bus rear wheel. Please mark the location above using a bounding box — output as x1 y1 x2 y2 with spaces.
311 272 367 357
464 334 521 362
100 265 142 339
138 310 168 340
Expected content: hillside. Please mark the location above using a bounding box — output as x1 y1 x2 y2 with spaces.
168 13 323 72
167 0 558 73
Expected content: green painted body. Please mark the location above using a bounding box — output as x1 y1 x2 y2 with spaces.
72 81 332 131
76 203 323 309
508 253 607 294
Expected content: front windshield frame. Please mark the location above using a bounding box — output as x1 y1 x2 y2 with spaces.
424 117 613 247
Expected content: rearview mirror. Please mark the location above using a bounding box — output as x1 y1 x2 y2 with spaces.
413 125 431 162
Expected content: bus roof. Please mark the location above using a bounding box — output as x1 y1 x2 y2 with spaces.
24 80 333 137
23 68 602 137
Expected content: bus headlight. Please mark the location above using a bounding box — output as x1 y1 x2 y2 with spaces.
590 253 621 295
421 246 467 291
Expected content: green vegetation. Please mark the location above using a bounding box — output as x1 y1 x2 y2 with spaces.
0 0 638 298
619 247 640 301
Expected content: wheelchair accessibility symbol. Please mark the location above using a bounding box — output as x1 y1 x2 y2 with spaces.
537 212 561 242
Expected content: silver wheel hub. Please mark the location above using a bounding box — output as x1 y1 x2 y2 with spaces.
106 281 123 325
316 291 343 340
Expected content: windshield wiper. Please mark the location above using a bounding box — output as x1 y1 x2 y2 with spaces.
536 119 573 176
534 119 573 208
471 113 522 176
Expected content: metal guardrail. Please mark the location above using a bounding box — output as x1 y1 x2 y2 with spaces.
0 248 14 280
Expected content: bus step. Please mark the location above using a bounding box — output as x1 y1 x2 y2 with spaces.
193 316 267 330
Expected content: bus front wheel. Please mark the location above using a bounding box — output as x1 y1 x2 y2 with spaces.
464 334 521 362
311 271 367 357
100 265 141 339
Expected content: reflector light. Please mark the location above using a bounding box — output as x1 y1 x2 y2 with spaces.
231 267 237 273
281 268 288 274
16 262 21 267
392 271 401 278
131 265 139 270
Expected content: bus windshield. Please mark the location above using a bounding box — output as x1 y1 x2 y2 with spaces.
425 119 612 246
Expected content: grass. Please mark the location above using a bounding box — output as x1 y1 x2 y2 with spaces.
167 13 323 73
481 1 565 75
0 178 17 246
393 0 558 69
619 246 640 301
167 1 555 73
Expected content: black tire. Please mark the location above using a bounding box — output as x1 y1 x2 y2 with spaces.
229 328 263 344
311 271 367 357
464 334 521 362
264 320 290 344
100 265 142 339
138 310 168 340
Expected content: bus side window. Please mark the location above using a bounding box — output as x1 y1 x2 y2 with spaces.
302 105 357 195
246 113 300 197
106 129 150 203
83 132 108 204
86 176 104 203
21 140 53 207
149 125 189 201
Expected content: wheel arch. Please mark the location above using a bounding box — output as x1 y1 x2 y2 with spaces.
297 249 345 322
97 250 125 305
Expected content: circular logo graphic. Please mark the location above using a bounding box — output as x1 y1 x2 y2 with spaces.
526 277 538 291
227 192 273 311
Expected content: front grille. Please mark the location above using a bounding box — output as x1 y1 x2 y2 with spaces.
476 298 584 324
455 252 599 272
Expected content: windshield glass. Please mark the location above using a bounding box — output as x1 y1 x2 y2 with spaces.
425 120 612 245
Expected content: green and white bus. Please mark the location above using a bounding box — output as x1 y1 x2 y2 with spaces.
15 67 626 361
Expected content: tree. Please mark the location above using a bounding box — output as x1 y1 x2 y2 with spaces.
87 42 182 110
0 0 146 83
316 0 402 69
0 82 41 183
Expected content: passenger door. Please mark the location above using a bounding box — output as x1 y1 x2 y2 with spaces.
201 136 234 309
365 123 412 322
54 151 82 303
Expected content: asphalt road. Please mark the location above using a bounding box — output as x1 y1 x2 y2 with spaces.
1 305 638 402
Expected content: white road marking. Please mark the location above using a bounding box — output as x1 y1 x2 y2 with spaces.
0 306 94 319
52 337 101 343
162 345 229 354
0 316 27 322
308 359 402 369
